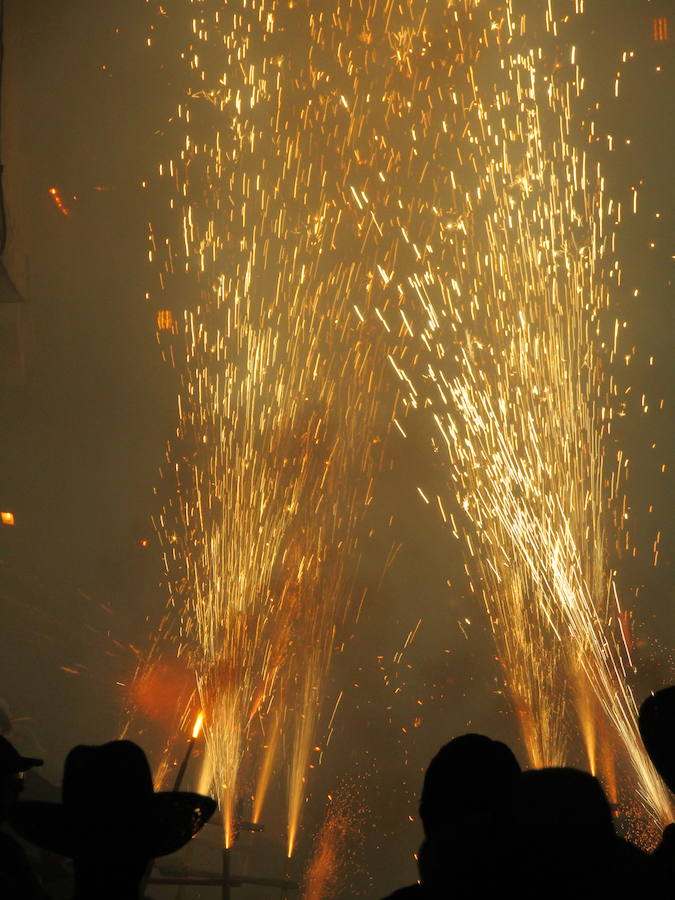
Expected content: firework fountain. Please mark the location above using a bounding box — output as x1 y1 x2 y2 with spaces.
140 0 672 876
145 0 395 854
381 0 673 827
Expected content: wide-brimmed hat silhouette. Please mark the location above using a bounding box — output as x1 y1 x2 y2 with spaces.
10 739 216 858
0 734 43 774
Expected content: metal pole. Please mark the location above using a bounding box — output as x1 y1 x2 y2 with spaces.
222 846 231 900
172 738 195 792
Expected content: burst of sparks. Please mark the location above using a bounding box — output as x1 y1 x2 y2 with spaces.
301 790 355 900
380 0 672 829
146 0 391 851
140 0 673 856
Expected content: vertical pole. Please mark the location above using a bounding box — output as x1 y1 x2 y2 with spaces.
172 737 195 792
222 845 231 900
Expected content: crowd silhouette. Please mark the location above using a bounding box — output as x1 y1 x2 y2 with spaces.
0 725 216 899
1 688 674 898
381 686 675 899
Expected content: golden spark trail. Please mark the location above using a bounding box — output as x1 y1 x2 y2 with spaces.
383 0 672 828
146 0 392 849
252 708 279 825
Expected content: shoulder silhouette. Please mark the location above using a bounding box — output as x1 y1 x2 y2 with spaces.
514 767 655 899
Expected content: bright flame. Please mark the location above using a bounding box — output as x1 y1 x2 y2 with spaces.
192 711 204 739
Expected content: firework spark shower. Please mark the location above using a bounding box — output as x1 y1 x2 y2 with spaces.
146 0 396 849
143 0 672 857
0 1 672 897
382 0 673 828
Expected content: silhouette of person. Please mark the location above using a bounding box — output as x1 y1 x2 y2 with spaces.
514 767 655 899
639 686 675 794
380 733 521 898
0 703 11 738
0 735 50 898
0 699 72 897
639 686 675 884
10 739 217 900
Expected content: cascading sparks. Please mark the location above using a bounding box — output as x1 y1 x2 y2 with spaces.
146 0 393 850
144 0 672 856
380 0 672 829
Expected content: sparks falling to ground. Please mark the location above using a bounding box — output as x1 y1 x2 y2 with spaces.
302 789 358 900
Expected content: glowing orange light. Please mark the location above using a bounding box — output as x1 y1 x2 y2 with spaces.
48 187 70 216
156 309 174 331
129 663 194 723
652 18 668 41
191 711 204 739
1 512 15 526
139 538 150 547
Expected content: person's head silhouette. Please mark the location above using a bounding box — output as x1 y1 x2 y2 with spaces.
513 766 628 899
639 686 675 794
419 733 521 839
0 735 42 824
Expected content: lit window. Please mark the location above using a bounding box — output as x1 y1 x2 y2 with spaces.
652 18 669 41
156 309 174 331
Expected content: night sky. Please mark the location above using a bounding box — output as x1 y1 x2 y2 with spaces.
0 1 672 896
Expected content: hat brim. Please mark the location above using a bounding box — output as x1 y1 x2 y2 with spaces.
16 755 43 772
10 791 216 859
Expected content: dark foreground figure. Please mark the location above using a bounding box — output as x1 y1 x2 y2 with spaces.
3 738 215 900
380 719 675 900
0 734 50 898
640 685 675 885
4 688 675 898
382 733 522 899
514 767 656 899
